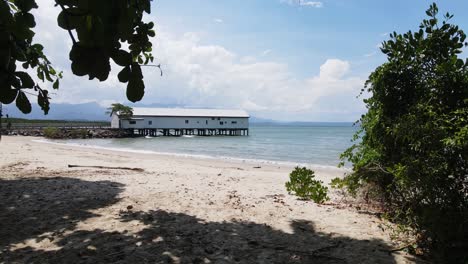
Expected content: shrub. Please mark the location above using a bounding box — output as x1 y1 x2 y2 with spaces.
339 4 468 262
43 127 60 139
69 129 88 139
285 167 329 203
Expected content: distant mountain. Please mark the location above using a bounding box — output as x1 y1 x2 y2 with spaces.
3 102 109 121
2 103 354 126
2 102 256 122
248 116 277 123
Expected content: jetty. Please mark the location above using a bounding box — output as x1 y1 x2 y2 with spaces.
112 108 250 137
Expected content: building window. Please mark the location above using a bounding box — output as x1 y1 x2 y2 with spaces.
231 121 237 124
148 121 152 125
211 117 215 120
217 117 221 120
185 120 189 124
129 121 136 125
206 120 208 125
220 121 223 125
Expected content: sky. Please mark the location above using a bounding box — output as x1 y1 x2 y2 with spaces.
28 0 468 121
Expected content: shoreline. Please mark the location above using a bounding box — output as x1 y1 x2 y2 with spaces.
0 136 417 263
33 137 351 174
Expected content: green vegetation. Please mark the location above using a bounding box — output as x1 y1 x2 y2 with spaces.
1 0 157 115
335 3 467 262
285 167 329 203
68 128 88 139
106 103 133 118
43 127 88 139
42 127 60 138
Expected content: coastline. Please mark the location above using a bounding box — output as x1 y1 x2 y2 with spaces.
33 137 351 174
0 136 417 263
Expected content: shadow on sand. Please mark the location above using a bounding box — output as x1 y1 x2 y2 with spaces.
0 176 415 263
0 176 124 250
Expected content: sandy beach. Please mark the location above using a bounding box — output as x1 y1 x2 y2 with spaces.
0 136 419 263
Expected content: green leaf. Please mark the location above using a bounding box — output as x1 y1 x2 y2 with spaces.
31 43 44 51
44 70 53 82
16 90 32 114
37 70 44 81
53 79 59 89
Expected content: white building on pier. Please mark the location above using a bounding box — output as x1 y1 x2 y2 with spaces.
111 107 250 136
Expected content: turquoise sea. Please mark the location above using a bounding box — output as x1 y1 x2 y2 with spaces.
54 123 358 168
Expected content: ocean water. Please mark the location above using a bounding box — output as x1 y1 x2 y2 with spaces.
56 123 358 168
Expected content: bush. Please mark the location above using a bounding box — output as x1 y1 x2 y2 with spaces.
43 127 60 139
69 129 88 139
285 167 329 203
339 4 468 262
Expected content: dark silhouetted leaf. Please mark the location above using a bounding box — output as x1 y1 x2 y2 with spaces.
15 90 32 114
118 66 130 83
126 78 145 102
38 89 50 114
15 0 38 12
112 50 132 66
15 71 35 88
0 88 18 104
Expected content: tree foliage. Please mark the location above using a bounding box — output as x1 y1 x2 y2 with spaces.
338 4 468 262
106 103 133 118
0 0 157 115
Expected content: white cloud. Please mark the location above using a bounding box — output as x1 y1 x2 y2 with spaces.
261 49 272 56
364 51 377 57
318 59 350 79
27 0 364 121
213 18 223 23
281 0 323 8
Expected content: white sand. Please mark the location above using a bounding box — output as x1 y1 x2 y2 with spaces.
0 136 419 263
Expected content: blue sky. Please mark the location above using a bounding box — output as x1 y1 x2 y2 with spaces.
28 0 468 121
154 0 468 77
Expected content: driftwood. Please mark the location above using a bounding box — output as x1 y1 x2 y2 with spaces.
68 164 144 172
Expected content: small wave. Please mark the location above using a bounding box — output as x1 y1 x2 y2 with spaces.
32 139 350 172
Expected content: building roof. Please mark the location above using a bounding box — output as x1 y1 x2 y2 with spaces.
131 108 250 118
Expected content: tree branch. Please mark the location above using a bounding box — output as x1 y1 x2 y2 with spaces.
140 64 163 76
58 3 77 45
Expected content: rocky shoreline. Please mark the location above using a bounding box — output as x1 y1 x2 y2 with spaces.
1 128 135 139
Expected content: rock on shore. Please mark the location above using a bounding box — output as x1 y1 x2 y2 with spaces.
3 128 135 139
